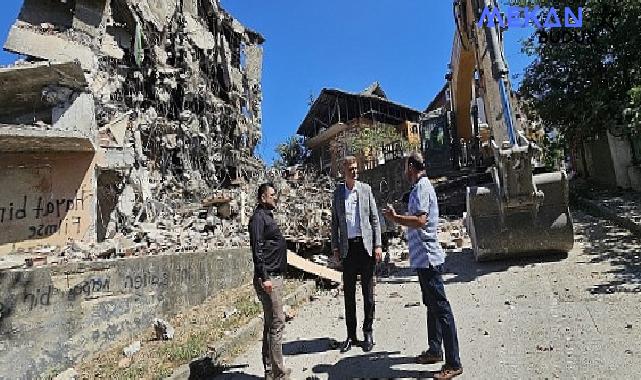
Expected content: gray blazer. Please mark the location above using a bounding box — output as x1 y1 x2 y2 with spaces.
331 181 382 259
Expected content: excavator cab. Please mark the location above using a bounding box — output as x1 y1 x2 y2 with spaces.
451 0 574 260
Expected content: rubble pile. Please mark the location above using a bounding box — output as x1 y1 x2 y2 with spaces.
1 0 268 261
438 217 469 250
7 0 265 206
271 167 335 247
5 166 338 268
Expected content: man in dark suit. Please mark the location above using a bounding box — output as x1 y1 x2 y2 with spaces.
331 156 382 353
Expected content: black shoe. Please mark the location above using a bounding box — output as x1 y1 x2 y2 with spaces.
340 337 356 353
362 332 374 352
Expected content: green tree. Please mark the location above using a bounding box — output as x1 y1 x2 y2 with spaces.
351 125 411 157
510 0 641 143
274 135 309 168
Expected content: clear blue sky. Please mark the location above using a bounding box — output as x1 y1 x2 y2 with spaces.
0 0 534 164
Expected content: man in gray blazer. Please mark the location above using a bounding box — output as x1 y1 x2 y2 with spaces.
331 155 382 353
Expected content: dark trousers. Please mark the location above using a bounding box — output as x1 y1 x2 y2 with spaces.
254 276 286 377
343 239 376 338
417 265 462 368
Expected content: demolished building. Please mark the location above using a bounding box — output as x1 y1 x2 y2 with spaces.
297 82 423 176
1 0 265 255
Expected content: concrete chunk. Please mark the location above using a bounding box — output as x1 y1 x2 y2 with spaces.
184 13 215 51
123 340 141 357
4 26 96 70
153 318 175 340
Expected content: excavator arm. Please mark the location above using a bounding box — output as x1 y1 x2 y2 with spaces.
450 0 574 260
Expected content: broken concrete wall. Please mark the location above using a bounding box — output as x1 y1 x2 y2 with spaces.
1 0 264 256
0 152 97 254
0 62 98 254
0 248 252 379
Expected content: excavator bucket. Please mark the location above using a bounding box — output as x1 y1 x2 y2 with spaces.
465 171 574 261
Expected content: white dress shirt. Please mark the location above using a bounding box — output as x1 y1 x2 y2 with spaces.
344 183 362 239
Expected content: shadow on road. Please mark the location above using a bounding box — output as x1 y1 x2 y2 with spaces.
312 350 434 379
381 248 567 286
284 337 339 356
442 248 568 284
209 373 261 380
377 265 419 284
185 357 251 379
574 211 641 295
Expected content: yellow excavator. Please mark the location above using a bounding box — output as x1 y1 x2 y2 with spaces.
450 0 574 261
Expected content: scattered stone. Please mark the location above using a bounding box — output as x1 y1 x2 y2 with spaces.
123 341 141 357
223 308 238 319
117 357 132 368
54 368 77 380
283 305 296 321
536 344 554 352
153 318 175 340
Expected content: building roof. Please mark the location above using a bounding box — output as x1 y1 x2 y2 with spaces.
297 82 422 138
424 83 448 113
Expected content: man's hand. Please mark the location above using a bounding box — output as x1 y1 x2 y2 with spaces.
262 280 273 294
383 204 397 222
374 247 383 263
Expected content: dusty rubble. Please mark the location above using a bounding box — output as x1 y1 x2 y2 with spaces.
0 0 466 267
1 0 266 263
7 166 337 267
270 167 335 248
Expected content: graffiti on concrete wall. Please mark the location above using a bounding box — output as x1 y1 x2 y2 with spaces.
0 261 213 319
0 165 92 245
0 194 86 237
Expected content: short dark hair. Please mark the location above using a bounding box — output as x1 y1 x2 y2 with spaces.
407 151 425 171
257 183 275 201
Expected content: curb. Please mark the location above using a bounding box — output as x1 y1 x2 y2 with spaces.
169 280 316 379
571 191 641 238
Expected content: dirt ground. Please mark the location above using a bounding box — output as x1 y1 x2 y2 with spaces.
75 281 303 380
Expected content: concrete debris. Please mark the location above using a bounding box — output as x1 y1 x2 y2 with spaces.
1 0 268 257
283 304 296 321
271 168 335 247
123 340 141 357
117 357 132 369
223 308 238 319
153 318 175 340
536 344 554 352
439 217 470 250
54 368 78 380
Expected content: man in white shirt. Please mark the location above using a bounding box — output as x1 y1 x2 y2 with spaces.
331 156 383 353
